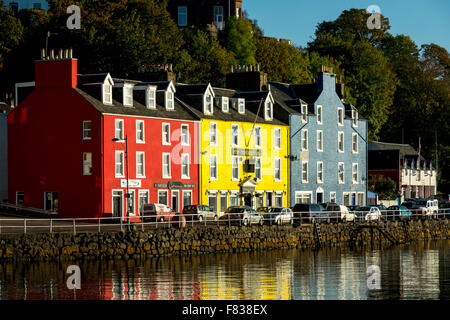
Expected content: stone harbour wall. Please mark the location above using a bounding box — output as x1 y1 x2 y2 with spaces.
0 219 449 262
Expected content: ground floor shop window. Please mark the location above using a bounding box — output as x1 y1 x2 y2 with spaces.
220 193 227 213
266 192 273 207
230 194 239 206
183 190 192 209
158 190 168 206
255 194 264 208
274 193 283 207
16 191 24 206
208 193 217 213
295 192 312 204
343 193 350 206
127 190 135 216
357 192 365 206
112 190 123 218
138 190 149 214
44 192 58 212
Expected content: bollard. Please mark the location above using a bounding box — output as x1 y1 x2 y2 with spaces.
24 218 27 234
50 219 53 233
98 218 101 233
73 219 76 234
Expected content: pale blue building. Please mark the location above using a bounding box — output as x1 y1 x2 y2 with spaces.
3 0 49 12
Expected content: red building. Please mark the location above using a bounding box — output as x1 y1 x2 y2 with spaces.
8 52 199 219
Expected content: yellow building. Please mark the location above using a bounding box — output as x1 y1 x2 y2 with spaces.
176 84 289 215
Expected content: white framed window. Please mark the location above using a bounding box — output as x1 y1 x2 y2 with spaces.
213 6 224 30
301 161 308 183
147 87 156 109
210 122 217 146
183 190 192 208
103 83 112 104
232 156 239 181
115 119 124 140
338 162 345 184
162 153 171 178
255 157 262 181
337 108 344 126
330 192 336 203
255 126 261 148
274 158 281 181
115 151 124 177
265 100 273 120
178 6 187 26
136 120 145 143
204 94 213 114
181 153 190 179
208 192 218 213
352 163 359 184
301 104 308 123
230 193 239 206
317 162 323 184
82 121 91 140
301 129 308 151
295 191 312 204
181 124 189 145
127 189 136 216
352 110 358 127
210 154 217 180
123 84 133 106
166 91 174 110
222 97 229 112
238 98 245 114
316 130 323 152
317 105 323 124
274 127 281 149
338 131 344 153
82 152 92 175
220 193 228 212
138 190 149 214
158 190 169 206
352 133 358 153
231 124 239 147
136 152 145 178
357 192 364 206
162 123 171 145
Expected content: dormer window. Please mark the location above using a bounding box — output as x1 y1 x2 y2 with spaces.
222 97 229 112
146 87 156 109
166 91 174 110
123 84 133 106
301 104 308 123
352 109 358 127
265 100 273 120
102 83 112 105
204 94 213 114
238 98 245 114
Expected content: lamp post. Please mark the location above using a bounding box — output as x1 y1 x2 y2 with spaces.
112 135 130 231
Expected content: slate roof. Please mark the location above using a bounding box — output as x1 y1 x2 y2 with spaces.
78 73 109 85
368 141 418 155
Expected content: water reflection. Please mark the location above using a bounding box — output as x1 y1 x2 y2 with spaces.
0 240 448 300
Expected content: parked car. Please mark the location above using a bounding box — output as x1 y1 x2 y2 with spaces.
346 205 360 212
386 205 412 221
140 203 178 222
322 203 354 222
264 207 293 225
220 206 264 226
439 202 450 217
355 206 371 222
365 207 382 222
412 199 439 219
292 203 330 226
182 205 217 222
401 201 415 209
257 207 270 214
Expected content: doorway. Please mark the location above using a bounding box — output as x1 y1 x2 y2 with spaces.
172 191 179 212
316 192 323 204
244 194 252 207
112 190 123 218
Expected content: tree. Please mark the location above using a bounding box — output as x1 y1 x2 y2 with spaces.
369 175 397 199
0 6 24 71
220 17 256 65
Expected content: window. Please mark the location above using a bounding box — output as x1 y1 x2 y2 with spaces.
255 157 262 181
274 158 281 181
265 101 273 120
330 192 336 203
115 119 124 140
238 99 245 114
166 91 174 110
316 130 323 152
181 154 190 179
255 127 261 148
183 191 192 208
301 129 308 151
352 110 358 127
178 6 187 26
210 154 217 180
181 124 189 145
220 193 228 212
231 124 239 147
136 120 145 143
343 193 350 206
82 152 92 175
317 162 323 184
115 151 124 177
301 161 308 183
103 83 112 104
147 88 156 109
338 108 344 126
357 192 364 206
274 194 283 207
301 104 308 123
16 191 24 206
222 97 229 112
232 156 239 181
317 105 323 124
162 153 171 178
295 191 312 204
210 123 217 145
162 123 170 145
82 121 92 140
274 128 281 149
136 152 145 177
158 190 168 206
338 162 344 184
352 163 359 184
139 190 149 214
352 133 358 153
266 192 273 206
208 193 217 213
44 192 58 212
205 94 213 114
230 193 239 206
213 6 224 30
338 131 344 153
123 85 133 106
236 7 241 17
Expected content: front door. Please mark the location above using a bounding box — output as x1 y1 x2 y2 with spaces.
113 191 123 218
316 192 323 204
244 194 252 207
172 191 179 212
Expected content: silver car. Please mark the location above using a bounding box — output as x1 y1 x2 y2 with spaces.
242 208 264 226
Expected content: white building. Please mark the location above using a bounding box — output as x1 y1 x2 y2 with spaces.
401 158 437 199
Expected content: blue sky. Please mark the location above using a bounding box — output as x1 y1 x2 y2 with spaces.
243 0 450 51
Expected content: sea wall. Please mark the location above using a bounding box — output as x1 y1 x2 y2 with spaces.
0 219 449 262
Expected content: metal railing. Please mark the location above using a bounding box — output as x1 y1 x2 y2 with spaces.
0 209 447 235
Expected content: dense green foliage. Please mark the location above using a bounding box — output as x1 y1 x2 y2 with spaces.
368 175 397 199
0 2 448 194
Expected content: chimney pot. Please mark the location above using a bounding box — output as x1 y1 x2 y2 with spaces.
50 49 54 60
69 48 73 58
59 49 63 59
40 48 45 59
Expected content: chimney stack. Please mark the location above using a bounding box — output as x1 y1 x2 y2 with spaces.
226 64 268 91
35 48 78 88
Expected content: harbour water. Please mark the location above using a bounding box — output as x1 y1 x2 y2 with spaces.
0 240 448 300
